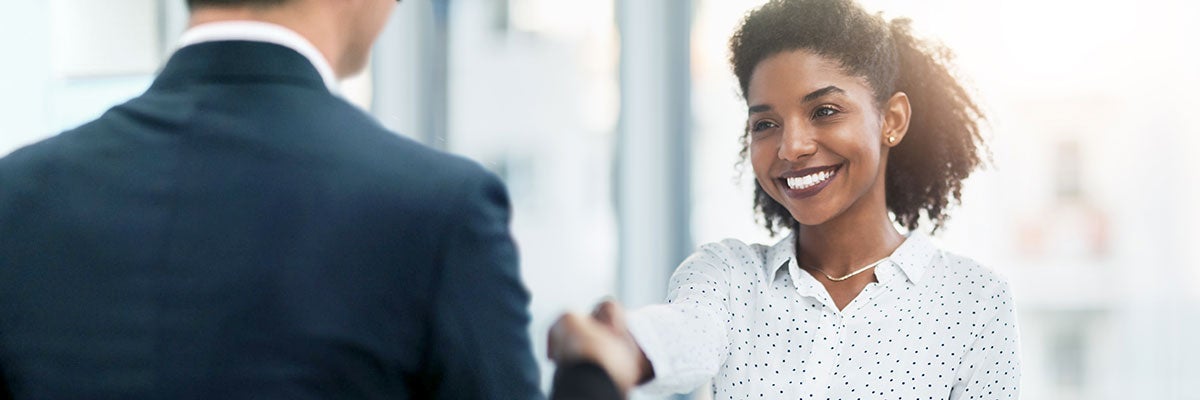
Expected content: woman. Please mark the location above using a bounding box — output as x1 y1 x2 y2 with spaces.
583 0 1019 398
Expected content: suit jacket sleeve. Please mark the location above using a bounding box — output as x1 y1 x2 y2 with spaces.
426 168 543 399
1 365 11 400
549 363 622 400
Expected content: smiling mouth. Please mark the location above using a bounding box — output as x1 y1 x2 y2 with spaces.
775 164 841 200
781 164 841 190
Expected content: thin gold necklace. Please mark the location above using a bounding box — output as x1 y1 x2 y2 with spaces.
807 257 890 282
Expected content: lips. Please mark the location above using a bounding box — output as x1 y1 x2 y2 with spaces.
777 164 841 199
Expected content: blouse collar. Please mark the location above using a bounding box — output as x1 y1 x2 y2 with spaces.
765 230 936 289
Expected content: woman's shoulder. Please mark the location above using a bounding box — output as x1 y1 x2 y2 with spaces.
696 235 783 259
681 236 791 276
929 246 1014 300
699 237 767 254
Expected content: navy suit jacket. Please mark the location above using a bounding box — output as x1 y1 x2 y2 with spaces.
549 363 620 400
0 41 542 399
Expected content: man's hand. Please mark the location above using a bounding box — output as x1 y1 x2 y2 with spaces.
547 300 653 393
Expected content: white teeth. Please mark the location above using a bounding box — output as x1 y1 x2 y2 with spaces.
785 169 835 190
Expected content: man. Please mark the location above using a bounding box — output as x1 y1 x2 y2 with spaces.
0 0 542 398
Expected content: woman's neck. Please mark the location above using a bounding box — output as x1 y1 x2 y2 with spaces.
795 192 904 277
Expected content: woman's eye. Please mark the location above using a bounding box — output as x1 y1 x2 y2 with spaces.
752 120 778 132
813 106 839 118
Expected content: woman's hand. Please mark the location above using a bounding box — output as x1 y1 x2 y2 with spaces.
548 300 654 393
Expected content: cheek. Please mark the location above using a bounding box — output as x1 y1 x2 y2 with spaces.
856 137 884 167
836 123 883 165
747 138 776 178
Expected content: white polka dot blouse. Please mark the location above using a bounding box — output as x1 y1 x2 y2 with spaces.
626 232 1020 399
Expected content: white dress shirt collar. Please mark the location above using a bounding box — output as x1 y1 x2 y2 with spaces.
765 230 933 286
177 21 339 93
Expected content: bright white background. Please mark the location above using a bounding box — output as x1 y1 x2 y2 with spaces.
3 1 1199 399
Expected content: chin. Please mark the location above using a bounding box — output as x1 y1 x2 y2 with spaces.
782 199 845 228
788 212 831 228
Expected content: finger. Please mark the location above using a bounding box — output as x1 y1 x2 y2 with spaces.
547 316 563 361
592 299 624 324
590 296 616 316
591 300 613 323
593 300 627 333
549 313 594 362
547 314 575 361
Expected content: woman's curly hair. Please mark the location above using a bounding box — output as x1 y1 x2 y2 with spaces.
731 0 986 235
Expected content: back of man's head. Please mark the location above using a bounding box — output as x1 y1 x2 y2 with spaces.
186 0 290 10
184 0 397 79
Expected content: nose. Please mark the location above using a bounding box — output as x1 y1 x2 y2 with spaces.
777 123 817 161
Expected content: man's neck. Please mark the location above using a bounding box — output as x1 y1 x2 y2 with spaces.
188 6 345 78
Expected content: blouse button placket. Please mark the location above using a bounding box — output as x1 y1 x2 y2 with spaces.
806 306 845 397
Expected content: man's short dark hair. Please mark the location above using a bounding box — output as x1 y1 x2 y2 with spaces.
186 0 291 9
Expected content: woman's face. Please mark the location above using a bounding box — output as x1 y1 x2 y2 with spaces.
746 50 900 228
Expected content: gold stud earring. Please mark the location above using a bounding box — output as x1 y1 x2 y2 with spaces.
887 136 896 144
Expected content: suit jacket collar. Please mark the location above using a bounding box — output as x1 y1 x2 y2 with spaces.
149 41 328 93
176 21 339 92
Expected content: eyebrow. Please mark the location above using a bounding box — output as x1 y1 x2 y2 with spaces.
748 104 772 114
748 85 847 115
803 85 846 103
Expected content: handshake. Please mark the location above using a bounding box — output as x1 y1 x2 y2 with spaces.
547 301 654 398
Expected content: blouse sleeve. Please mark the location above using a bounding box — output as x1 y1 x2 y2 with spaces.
949 280 1022 399
625 242 736 395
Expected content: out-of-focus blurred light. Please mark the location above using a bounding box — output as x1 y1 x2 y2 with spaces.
508 0 613 39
